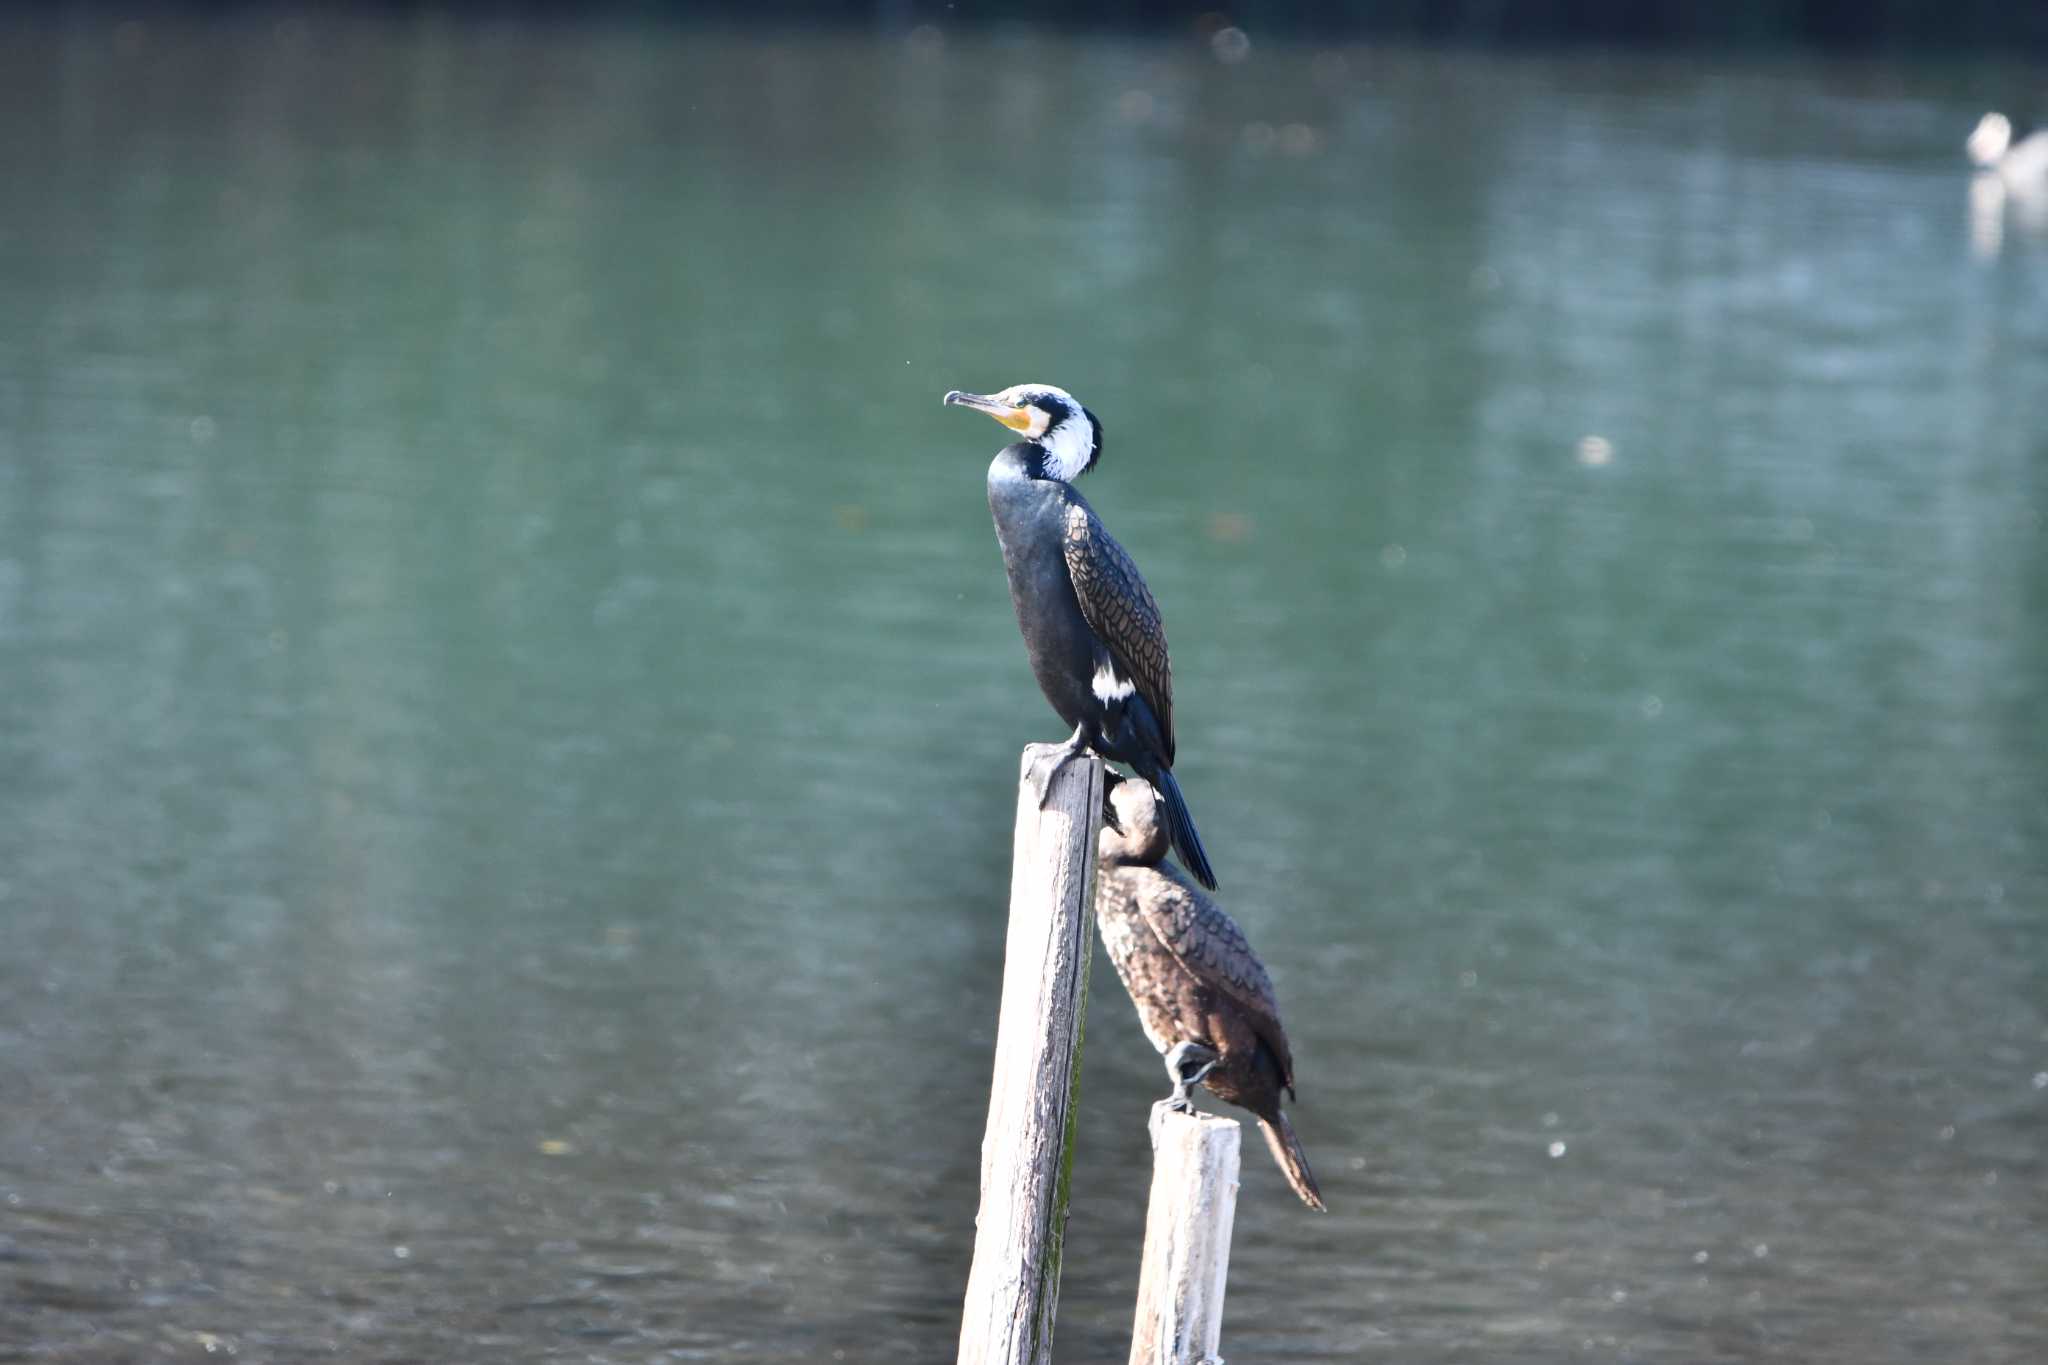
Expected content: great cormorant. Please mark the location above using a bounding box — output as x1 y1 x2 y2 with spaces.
944 382 1217 889
1096 776 1323 1210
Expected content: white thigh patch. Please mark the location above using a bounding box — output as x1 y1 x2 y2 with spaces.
1092 656 1135 704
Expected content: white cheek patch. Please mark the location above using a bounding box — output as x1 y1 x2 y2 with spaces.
1092 657 1135 704
1039 419 1093 481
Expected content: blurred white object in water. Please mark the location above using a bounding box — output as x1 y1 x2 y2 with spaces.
1966 112 2048 187
1966 113 2048 259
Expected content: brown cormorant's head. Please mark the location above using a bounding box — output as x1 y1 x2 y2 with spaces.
1100 777 1169 866
943 383 1102 481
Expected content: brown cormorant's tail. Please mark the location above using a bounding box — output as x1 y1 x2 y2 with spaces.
1150 764 1217 890
1258 1112 1326 1212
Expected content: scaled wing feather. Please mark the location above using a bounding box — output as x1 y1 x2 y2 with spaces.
1134 877 1296 1090
1062 502 1175 762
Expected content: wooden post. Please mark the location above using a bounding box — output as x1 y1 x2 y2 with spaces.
956 745 1105 1365
1128 1106 1242 1365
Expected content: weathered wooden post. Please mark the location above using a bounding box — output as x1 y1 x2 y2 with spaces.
1128 1106 1242 1365
956 744 1105 1365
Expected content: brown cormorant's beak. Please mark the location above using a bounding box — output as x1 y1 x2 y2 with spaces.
943 390 1033 433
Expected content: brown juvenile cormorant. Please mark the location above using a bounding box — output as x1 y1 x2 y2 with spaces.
1096 775 1324 1210
943 383 1217 889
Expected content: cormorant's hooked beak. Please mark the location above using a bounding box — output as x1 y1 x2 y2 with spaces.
943 389 1034 433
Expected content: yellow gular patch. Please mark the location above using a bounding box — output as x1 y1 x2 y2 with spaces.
996 407 1034 432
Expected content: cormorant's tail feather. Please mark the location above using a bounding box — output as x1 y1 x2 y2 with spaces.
1258 1112 1327 1212
1150 765 1216 890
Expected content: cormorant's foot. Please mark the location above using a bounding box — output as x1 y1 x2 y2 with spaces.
1025 763 1050 808
1038 745 1088 800
1029 726 1093 809
1161 1040 1220 1109
1024 751 1071 808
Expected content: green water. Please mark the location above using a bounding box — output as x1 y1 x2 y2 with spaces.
3 13 2046 1362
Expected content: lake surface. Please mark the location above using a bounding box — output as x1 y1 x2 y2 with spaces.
2 13 2045 1363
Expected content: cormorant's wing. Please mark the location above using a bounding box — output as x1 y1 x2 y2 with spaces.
1135 873 1296 1091
1062 501 1174 762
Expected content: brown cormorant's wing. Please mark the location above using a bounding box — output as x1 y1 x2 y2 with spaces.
1136 873 1296 1091
1062 501 1174 762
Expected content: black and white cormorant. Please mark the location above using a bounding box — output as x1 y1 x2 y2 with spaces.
944 382 1217 889
1096 776 1323 1211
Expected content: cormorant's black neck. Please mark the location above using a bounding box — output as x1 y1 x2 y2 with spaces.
992 441 1066 485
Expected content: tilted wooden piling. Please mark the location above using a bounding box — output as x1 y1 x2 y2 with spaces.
1128 1106 1242 1365
956 745 1105 1365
